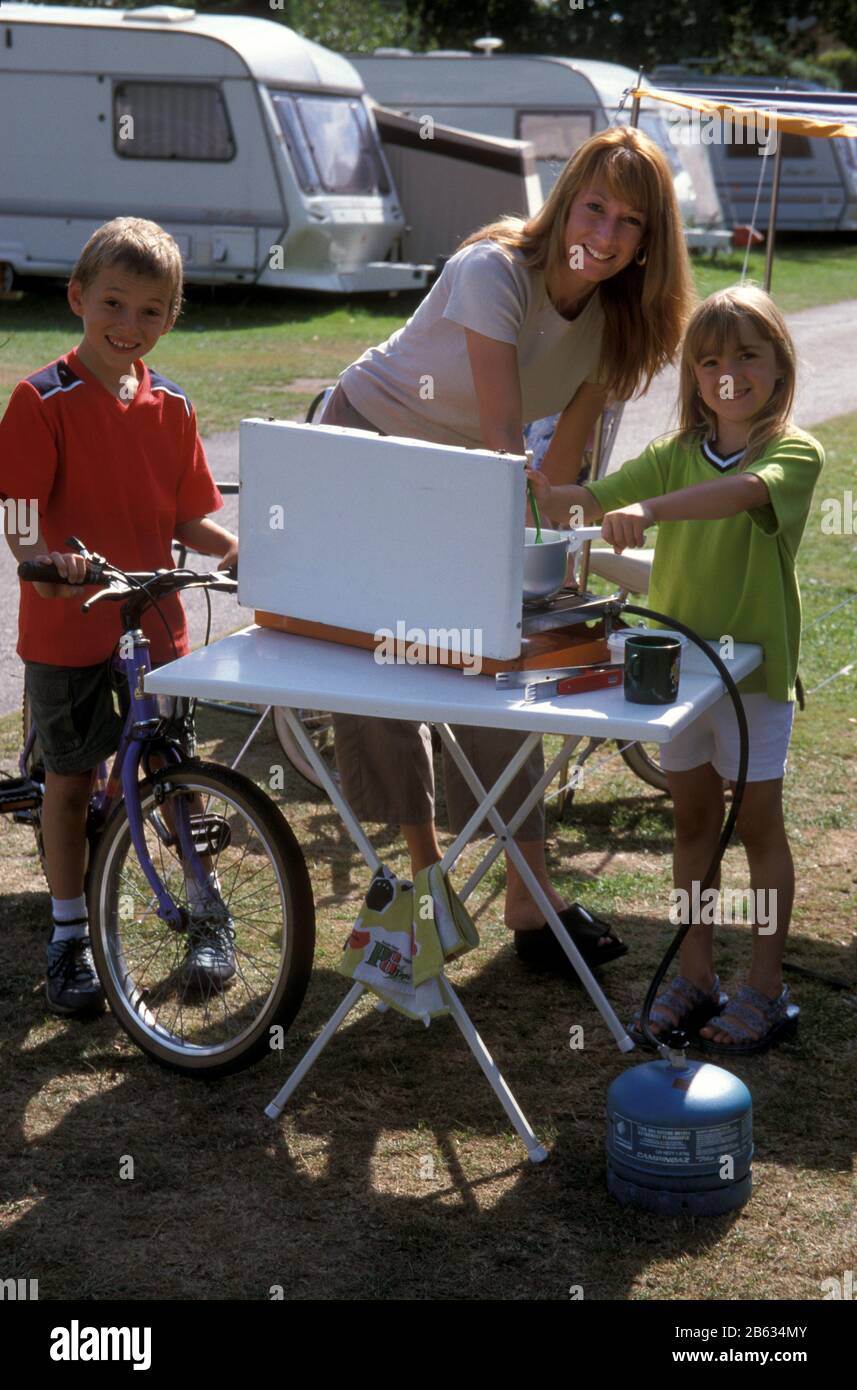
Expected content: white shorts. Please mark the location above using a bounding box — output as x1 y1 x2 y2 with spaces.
659 692 795 782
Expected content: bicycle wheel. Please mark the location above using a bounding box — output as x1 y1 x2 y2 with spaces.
618 740 671 795
271 706 339 792
88 760 315 1077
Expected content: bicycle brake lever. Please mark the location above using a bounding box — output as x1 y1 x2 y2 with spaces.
81 584 132 612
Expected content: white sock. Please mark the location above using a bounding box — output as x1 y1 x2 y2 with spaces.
185 873 221 911
51 895 88 941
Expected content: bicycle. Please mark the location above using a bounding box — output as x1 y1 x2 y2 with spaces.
3 540 315 1078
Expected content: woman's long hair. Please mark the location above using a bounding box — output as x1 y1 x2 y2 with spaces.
454 125 695 401
678 285 797 468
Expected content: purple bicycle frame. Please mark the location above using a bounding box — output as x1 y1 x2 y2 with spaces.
22 630 215 929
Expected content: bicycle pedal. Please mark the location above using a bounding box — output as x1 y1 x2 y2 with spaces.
0 777 41 813
189 813 232 854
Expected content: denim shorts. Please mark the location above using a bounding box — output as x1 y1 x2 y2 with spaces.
24 660 195 777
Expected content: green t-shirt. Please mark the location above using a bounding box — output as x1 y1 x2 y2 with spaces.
585 429 824 701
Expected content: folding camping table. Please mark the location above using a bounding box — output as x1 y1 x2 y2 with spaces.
147 627 762 1162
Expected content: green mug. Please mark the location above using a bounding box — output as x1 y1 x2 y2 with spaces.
624 634 682 705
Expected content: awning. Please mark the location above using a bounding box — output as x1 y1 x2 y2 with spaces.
630 84 857 141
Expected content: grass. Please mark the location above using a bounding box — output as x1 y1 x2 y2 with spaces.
1 233 856 434
0 402 853 1300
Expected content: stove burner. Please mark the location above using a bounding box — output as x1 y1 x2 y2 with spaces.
523 587 582 612
521 588 609 636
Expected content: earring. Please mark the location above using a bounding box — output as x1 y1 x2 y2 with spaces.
634 245 647 266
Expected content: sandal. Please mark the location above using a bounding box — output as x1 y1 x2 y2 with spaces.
514 903 627 978
627 973 728 1049
696 983 799 1055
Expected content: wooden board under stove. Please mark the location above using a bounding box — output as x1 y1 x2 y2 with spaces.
255 609 613 675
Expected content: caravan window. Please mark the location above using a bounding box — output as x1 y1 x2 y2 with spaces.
114 83 235 161
516 111 593 162
270 92 391 195
725 132 812 159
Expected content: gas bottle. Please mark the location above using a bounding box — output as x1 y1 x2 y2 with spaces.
606 1056 753 1216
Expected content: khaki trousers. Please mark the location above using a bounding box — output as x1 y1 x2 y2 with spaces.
319 381 545 841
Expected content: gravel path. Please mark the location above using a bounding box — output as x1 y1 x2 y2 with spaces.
2 296 855 716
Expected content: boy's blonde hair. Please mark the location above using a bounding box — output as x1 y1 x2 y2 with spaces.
69 217 184 322
678 284 796 468
455 125 695 402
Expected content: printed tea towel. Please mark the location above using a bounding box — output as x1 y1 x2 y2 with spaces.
337 863 479 1022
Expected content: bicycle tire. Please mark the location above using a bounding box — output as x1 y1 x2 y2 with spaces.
88 759 315 1078
618 740 671 795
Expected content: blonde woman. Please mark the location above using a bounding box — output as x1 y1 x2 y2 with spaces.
320 126 694 975
528 285 823 1043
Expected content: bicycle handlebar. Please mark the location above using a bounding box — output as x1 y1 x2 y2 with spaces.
18 557 238 602
18 559 105 585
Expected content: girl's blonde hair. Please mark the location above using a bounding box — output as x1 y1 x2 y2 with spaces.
69 217 184 322
455 125 695 401
678 285 796 468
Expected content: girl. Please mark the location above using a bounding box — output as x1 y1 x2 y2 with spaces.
319 126 694 976
526 284 823 1050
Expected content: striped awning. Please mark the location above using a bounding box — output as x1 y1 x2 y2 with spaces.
631 85 857 141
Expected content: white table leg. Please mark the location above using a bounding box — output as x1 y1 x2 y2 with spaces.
265 981 366 1119
439 976 547 1163
439 731 544 873
230 704 273 772
277 705 381 872
436 725 634 1053
456 734 584 901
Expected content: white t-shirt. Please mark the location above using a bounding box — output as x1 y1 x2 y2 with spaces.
339 239 607 448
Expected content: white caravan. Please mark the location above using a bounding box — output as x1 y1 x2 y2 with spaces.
0 4 538 293
349 45 733 251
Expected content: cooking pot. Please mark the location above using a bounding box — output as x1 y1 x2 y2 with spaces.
523 526 603 604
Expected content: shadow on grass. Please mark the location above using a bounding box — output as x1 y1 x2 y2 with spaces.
0 909 854 1300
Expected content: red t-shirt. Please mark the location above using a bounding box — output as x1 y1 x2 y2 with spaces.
0 348 223 666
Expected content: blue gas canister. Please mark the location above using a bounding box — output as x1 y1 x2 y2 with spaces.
606 1057 753 1216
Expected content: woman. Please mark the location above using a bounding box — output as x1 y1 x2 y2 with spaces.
320 125 695 974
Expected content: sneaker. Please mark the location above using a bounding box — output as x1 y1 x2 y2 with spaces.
45 935 105 1016
182 908 236 988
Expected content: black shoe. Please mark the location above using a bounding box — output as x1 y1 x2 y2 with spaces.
514 904 627 978
45 935 105 1016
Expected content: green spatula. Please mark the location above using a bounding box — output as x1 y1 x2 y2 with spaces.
527 479 544 545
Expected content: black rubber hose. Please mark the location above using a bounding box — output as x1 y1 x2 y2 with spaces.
618 603 750 1054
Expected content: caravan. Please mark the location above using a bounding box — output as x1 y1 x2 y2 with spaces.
350 45 733 252
0 4 536 293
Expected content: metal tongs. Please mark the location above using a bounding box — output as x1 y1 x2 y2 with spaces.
496 662 622 704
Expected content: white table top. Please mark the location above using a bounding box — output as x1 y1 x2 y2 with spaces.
146 626 762 744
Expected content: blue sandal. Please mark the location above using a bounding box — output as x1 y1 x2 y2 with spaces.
627 973 728 1049
696 983 800 1055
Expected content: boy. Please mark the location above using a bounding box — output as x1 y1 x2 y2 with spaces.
0 217 238 1017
